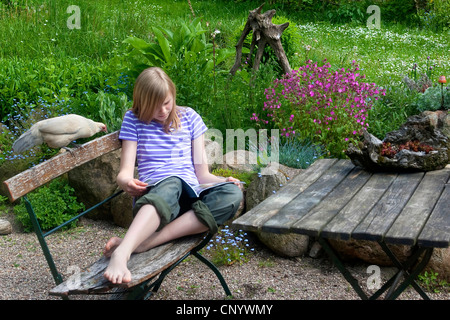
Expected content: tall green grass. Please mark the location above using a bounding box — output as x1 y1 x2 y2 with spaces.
0 0 262 60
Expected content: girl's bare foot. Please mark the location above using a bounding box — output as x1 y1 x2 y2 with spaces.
103 248 132 284
103 237 122 257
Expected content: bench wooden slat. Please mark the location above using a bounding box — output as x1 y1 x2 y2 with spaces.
352 171 424 242
261 159 354 234
3 131 121 202
385 169 450 246
320 171 398 240
291 167 372 237
417 178 450 248
49 234 205 297
232 158 338 232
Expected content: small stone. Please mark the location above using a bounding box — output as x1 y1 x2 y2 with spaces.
309 241 323 258
0 219 12 235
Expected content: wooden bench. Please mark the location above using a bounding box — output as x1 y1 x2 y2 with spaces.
3 131 231 300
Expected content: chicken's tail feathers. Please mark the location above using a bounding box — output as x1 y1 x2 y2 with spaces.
12 127 42 153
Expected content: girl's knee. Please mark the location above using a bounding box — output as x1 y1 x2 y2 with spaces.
223 183 243 206
204 184 243 225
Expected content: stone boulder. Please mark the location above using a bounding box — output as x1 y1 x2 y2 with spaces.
110 186 134 228
68 149 121 221
256 230 309 258
422 110 450 158
329 239 412 266
245 164 307 258
218 150 308 257
204 139 223 170
245 164 301 211
220 150 258 173
426 248 450 283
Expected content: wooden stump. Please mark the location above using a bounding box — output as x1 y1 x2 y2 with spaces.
230 3 291 75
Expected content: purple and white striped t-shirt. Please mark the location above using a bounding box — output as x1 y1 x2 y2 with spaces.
119 107 208 187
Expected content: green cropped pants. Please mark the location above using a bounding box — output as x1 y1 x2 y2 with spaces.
133 177 243 234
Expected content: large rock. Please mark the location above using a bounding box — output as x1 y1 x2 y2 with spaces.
422 110 450 159
110 187 134 228
246 164 307 257
245 163 302 210
68 149 121 220
220 150 258 173
426 248 450 282
329 239 412 266
256 230 309 258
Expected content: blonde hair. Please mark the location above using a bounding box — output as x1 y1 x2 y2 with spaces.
131 67 181 133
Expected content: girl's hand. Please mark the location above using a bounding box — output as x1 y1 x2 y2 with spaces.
225 176 243 189
123 179 148 197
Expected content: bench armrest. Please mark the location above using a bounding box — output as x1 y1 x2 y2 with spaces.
3 131 121 202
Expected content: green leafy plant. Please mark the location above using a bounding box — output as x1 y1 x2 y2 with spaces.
326 1 366 25
418 271 449 293
211 168 256 186
367 86 419 140
123 17 234 79
97 91 131 132
418 0 450 32
14 179 85 232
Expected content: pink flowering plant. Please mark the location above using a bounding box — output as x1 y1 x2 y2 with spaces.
252 60 386 158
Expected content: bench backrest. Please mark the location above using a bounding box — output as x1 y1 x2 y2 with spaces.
3 131 121 202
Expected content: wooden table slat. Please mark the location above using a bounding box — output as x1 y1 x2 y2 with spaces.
351 171 424 242
232 158 338 232
417 180 450 248
291 167 372 237
261 159 354 234
385 169 450 246
320 171 398 240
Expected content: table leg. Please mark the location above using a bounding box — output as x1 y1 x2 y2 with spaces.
317 238 433 300
377 242 433 300
317 237 369 300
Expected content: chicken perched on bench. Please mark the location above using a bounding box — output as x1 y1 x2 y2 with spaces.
12 114 107 153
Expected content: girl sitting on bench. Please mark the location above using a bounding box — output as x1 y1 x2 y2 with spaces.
103 67 243 284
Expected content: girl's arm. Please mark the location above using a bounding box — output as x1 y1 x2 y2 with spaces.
117 139 148 197
192 134 240 185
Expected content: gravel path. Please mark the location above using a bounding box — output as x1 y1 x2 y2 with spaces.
0 216 448 301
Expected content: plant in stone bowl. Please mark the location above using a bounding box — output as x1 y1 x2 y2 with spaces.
380 140 435 159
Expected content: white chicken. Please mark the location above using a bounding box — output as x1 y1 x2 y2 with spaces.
12 114 107 153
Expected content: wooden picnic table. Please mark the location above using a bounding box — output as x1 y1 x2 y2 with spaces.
233 158 450 300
